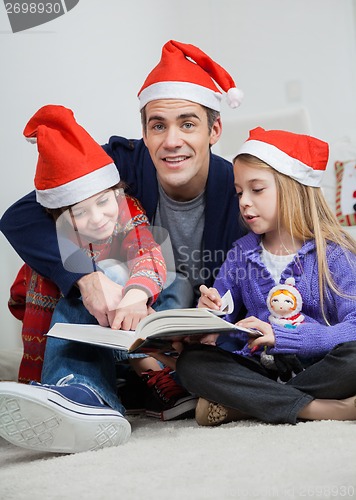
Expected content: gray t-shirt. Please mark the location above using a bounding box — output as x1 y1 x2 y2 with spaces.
153 184 205 296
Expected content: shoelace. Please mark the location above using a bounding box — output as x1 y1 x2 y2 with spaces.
56 374 75 386
31 374 74 388
34 374 105 404
142 367 187 403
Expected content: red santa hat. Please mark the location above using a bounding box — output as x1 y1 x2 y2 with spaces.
137 40 243 112
236 127 329 187
23 105 120 209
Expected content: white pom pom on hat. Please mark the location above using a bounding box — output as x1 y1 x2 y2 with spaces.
137 40 243 112
227 87 244 109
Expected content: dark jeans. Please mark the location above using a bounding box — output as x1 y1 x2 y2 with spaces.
176 341 356 424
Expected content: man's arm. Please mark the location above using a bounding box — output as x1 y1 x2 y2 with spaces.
0 139 135 295
1 191 128 324
1 138 153 317
0 190 84 296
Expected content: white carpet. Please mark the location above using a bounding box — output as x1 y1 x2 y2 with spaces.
1 350 356 499
1 416 356 500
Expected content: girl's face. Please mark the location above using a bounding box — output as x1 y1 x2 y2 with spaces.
233 159 278 236
63 189 119 241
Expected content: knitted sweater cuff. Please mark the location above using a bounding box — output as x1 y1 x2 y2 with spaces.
124 276 162 306
269 325 304 355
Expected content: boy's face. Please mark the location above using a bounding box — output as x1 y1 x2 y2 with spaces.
142 99 221 201
63 189 119 241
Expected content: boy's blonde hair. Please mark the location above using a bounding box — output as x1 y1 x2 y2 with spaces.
233 153 356 322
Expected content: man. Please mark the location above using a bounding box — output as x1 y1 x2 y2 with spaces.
0 40 245 453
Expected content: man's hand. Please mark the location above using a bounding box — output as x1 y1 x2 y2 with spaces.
77 272 124 326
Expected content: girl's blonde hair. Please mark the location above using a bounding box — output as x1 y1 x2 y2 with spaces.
233 153 356 322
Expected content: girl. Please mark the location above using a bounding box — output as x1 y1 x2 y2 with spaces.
176 127 356 426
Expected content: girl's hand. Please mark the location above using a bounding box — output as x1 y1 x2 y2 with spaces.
109 288 150 330
236 316 275 352
198 285 222 311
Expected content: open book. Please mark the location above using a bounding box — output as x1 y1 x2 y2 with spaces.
46 292 263 353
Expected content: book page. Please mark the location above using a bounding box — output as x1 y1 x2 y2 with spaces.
46 323 137 350
206 290 234 316
136 308 236 339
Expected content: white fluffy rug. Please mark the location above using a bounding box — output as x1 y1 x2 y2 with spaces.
1 416 356 500
1 350 356 499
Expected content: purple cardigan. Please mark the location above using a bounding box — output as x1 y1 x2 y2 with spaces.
214 232 356 360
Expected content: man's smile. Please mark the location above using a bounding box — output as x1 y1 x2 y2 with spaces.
162 155 191 168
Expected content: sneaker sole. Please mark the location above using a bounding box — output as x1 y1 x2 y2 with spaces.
0 382 131 453
146 396 197 421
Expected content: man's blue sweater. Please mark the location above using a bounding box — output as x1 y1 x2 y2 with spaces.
0 136 245 296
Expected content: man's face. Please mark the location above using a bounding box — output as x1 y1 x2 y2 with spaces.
143 100 221 201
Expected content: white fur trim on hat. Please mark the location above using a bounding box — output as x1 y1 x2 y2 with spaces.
237 140 324 187
139 81 223 111
36 162 120 209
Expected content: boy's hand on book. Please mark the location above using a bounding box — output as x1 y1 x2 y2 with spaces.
198 285 222 311
77 272 124 327
109 288 150 331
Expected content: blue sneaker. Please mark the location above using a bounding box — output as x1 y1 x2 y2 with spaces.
0 377 131 453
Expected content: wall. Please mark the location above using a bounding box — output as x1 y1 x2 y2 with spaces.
0 0 355 349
